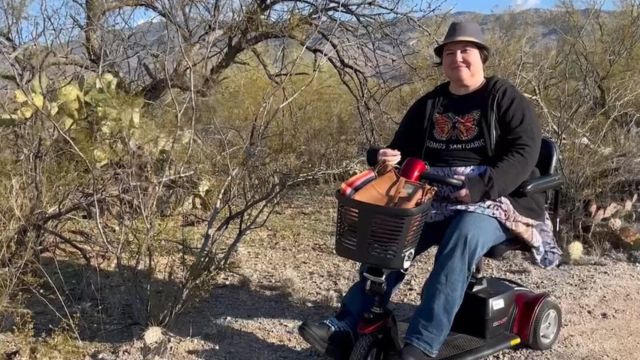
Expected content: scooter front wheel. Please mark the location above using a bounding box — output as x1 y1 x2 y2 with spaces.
350 334 386 360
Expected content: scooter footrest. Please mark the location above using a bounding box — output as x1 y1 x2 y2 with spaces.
437 332 520 360
436 333 486 359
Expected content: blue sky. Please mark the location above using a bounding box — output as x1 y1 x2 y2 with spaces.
447 0 616 13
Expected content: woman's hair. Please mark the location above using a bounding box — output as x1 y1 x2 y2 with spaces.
434 45 489 67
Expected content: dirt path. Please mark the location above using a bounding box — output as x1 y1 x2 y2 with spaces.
165 193 640 360
7 193 638 360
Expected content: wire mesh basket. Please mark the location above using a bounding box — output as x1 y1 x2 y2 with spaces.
334 191 430 270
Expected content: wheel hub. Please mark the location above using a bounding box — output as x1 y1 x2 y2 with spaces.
539 308 559 344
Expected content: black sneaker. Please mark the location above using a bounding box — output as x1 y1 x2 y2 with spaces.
298 318 355 359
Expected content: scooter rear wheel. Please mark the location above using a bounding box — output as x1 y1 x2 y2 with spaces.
529 298 562 350
350 334 386 360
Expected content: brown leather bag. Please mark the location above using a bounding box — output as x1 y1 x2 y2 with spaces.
352 165 435 208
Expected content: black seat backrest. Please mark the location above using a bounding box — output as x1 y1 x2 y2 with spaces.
536 137 559 176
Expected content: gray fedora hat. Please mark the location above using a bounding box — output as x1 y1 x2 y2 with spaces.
434 21 490 57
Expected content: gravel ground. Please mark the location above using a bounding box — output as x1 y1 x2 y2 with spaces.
42 192 638 360
160 193 640 360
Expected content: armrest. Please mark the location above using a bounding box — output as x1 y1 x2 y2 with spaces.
520 173 563 194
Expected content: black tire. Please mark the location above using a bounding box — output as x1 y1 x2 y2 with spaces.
349 334 385 360
529 299 562 350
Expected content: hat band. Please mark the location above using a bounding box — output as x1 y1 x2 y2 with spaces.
442 36 485 45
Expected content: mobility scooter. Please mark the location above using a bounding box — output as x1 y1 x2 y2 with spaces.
301 138 563 360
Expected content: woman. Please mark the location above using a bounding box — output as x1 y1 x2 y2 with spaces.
299 21 561 360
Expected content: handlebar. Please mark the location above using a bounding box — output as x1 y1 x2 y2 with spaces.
420 172 464 188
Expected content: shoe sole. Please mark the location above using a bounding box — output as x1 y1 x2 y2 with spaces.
298 323 342 359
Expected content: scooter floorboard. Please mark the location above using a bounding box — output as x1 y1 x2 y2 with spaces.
397 321 520 360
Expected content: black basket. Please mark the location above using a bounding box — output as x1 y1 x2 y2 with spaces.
334 190 430 270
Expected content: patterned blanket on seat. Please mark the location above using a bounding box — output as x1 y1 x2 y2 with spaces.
426 166 562 269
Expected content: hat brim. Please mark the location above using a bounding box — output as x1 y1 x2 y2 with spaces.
434 38 489 58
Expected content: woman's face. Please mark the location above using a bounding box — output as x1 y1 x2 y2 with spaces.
442 41 485 86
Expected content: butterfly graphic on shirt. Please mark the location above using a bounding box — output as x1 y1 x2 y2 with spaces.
433 110 480 141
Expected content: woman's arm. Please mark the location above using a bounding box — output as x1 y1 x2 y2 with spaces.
465 87 541 202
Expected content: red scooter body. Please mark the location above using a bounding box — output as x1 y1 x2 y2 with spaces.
512 290 550 344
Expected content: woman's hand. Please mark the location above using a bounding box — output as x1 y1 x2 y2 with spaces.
377 148 401 166
452 175 471 203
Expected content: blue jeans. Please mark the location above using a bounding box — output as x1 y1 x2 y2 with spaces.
337 211 511 356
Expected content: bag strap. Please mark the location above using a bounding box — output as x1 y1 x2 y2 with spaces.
390 177 405 206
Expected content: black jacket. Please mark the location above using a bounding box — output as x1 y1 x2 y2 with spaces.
367 76 545 220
